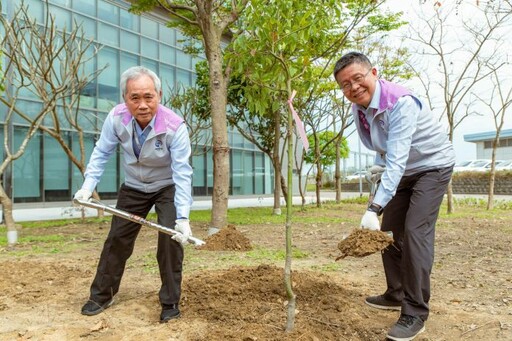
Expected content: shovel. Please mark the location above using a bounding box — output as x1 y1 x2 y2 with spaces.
73 198 206 246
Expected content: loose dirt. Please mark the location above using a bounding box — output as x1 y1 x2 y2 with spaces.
1 200 511 340
197 224 252 251
336 229 394 260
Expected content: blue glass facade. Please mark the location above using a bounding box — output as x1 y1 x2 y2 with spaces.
1 0 273 203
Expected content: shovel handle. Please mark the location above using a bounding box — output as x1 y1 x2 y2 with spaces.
73 198 205 246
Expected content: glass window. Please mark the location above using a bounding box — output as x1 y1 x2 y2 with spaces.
140 16 158 39
24 0 44 22
13 127 41 200
120 52 139 76
159 64 175 98
176 68 190 87
97 48 119 111
49 5 71 30
71 132 96 193
206 149 213 195
141 37 158 60
243 152 254 194
44 133 70 201
231 151 243 195
159 25 175 45
192 154 206 196
254 153 265 194
12 100 42 124
175 31 186 49
74 14 96 40
120 8 139 31
73 0 96 16
176 50 191 69
77 109 97 133
98 22 119 47
141 58 158 75
97 156 118 193
159 45 176 65
121 30 140 54
98 0 119 24
50 0 71 7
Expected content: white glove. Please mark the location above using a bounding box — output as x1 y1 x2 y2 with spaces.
173 219 191 245
360 210 381 231
74 189 92 201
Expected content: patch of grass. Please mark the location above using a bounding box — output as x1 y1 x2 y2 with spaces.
311 262 343 272
19 217 111 229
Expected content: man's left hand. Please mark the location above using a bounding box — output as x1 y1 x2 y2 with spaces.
173 219 191 245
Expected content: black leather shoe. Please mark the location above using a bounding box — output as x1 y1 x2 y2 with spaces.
81 299 113 316
160 304 180 323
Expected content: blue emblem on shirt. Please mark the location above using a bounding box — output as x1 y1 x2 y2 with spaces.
155 139 163 150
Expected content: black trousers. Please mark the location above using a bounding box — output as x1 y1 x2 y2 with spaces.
380 166 453 321
88 183 183 306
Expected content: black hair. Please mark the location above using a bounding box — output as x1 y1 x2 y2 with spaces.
333 52 372 79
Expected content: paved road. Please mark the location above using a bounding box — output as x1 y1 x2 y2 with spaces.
3 191 511 222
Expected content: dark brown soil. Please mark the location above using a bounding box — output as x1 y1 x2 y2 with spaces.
336 229 394 260
1 200 511 340
197 224 253 251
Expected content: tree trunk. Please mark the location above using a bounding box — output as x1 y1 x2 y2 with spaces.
0 184 18 247
446 181 453 214
335 139 341 203
280 175 288 205
272 110 282 215
284 88 296 333
315 163 322 208
204 35 230 231
487 144 498 210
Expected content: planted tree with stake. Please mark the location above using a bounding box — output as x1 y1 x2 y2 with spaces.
228 0 403 332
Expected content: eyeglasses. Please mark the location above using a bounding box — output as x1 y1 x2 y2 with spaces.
340 69 372 93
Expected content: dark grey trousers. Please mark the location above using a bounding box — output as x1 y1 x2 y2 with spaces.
89 183 183 306
380 166 453 321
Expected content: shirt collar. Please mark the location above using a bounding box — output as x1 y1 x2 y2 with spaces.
132 116 156 135
355 80 381 115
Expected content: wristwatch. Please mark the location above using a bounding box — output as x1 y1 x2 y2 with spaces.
367 203 384 216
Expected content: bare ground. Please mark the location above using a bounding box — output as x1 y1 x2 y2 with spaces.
0 200 511 340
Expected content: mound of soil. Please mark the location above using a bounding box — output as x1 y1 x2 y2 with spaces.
197 224 253 251
336 229 394 260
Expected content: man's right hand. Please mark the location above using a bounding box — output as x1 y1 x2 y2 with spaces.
360 210 380 231
74 189 92 201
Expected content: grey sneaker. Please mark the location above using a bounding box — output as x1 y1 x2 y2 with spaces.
386 314 425 341
365 295 401 311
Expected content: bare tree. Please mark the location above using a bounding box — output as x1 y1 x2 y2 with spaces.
474 69 512 209
0 1 105 244
408 0 512 213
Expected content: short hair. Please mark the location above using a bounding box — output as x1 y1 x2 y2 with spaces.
120 66 162 96
333 52 372 79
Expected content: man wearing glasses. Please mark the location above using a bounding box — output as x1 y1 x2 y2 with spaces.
333 52 455 341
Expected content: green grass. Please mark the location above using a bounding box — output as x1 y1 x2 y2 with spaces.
3 196 512 257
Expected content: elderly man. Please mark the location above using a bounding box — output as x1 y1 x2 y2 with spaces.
333 52 455 341
74 66 193 323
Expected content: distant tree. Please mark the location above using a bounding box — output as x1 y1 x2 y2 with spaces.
409 0 512 213
474 69 512 210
